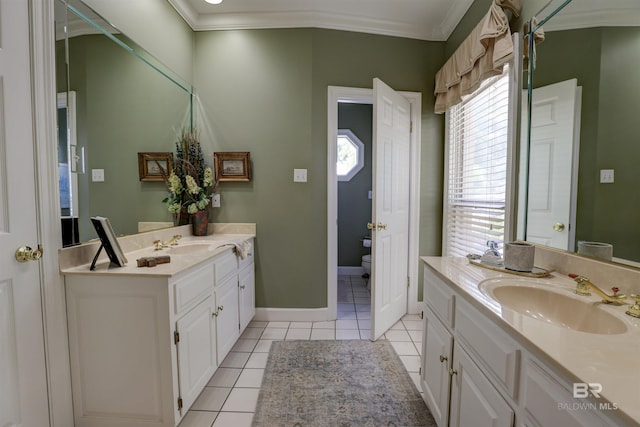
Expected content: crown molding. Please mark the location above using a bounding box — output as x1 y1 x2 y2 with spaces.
166 0 467 41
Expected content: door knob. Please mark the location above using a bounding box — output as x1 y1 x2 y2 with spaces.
367 222 375 230
553 222 565 232
439 355 447 363
15 244 43 262
377 222 387 231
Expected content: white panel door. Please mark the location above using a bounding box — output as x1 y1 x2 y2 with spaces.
525 79 580 249
0 0 50 425
371 78 410 340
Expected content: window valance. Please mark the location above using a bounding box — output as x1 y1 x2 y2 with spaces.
434 0 521 114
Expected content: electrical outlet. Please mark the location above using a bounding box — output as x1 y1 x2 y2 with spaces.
211 193 221 208
91 169 104 182
293 169 308 182
600 169 614 183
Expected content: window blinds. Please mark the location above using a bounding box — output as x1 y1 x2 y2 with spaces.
444 66 510 257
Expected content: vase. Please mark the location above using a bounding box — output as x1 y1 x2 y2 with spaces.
191 210 209 236
173 210 189 226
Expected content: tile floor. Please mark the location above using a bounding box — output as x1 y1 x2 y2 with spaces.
179 275 424 427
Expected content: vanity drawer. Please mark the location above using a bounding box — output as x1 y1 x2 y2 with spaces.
237 239 254 271
214 249 237 286
455 297 520 400
173 263 214 316
423 266 456 328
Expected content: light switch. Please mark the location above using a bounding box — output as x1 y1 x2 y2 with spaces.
600 169 614 184
92 169 105 182
293 169 308 183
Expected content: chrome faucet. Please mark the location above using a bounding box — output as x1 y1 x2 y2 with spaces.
485 240 501 257
569 274 627 305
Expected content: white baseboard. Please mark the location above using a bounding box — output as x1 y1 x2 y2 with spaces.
254 307 331 322
338 266 365 276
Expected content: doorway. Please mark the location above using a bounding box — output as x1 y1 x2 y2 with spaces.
327 85 422 337
336 102 374 338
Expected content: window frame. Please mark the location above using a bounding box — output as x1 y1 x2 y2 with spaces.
442 61 519 257
337 128 365 182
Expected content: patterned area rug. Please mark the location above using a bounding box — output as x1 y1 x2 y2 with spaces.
252 340 437 427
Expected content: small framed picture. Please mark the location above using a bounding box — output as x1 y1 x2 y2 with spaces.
214 152 251 182
138 152 173 181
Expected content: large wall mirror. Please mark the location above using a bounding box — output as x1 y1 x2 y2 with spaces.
521 0 640 267
55 0 194 246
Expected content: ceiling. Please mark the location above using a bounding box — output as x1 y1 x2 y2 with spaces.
167 0 476 41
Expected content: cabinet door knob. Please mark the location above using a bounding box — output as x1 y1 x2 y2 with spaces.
240 285 246 290
448 368 457 376
217 305 224 312
439 355 447 363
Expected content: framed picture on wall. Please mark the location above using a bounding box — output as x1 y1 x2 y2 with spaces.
214 152 251 182
137 152 173 181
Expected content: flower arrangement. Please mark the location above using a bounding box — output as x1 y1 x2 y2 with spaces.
163 130 217 216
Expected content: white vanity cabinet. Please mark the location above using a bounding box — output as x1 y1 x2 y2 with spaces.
238 249 256 331
65 242 255 427
421 306 453 427
421 285 514 427
175 295 217 414
421 263 623 427
449 341 514 427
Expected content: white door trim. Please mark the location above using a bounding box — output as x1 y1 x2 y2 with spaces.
30 0 75 425
327 85 421 320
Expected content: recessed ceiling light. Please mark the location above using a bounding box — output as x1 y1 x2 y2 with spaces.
205 0 223 4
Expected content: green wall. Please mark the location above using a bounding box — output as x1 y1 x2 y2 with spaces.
532 27 640 261
337 103 373 267
83 0 194 83
193 28 444 308
62 35 191 240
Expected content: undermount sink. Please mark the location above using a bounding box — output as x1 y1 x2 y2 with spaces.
166 242 217 255
479 278 629 335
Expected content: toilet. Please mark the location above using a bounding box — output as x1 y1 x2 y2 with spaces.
361 236 372 277
361 254 371 276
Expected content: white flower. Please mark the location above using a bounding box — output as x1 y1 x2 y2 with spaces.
185 175 201 195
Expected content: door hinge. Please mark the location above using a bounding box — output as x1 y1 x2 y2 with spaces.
407 276 410 288
410 121 413 133
420 311 424 320
177 397 183 410
174 331 180 345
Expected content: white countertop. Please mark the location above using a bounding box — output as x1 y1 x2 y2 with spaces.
421 256 640 426
60 233 255 278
